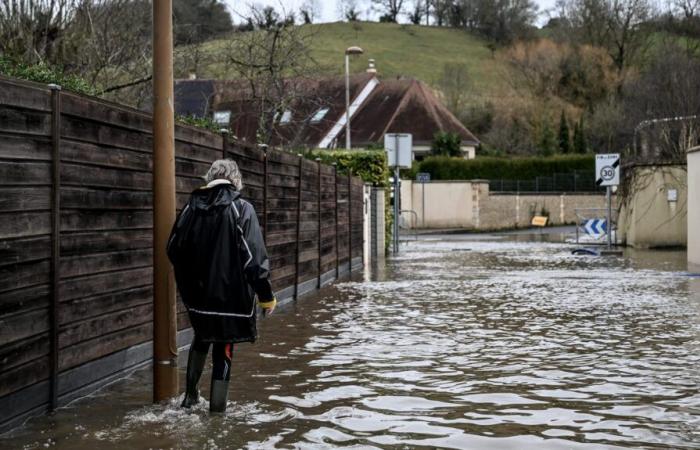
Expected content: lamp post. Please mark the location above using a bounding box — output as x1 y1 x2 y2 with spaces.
345 46 363 150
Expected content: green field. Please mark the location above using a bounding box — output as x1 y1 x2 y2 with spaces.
199 21 511 100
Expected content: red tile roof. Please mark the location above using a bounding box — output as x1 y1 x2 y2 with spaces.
174 74 478 148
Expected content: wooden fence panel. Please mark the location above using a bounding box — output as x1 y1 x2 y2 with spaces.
0 76 366 431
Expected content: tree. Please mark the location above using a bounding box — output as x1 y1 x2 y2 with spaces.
339 0 361 21
558 111 571 153
539 121 556 156
431 131 463 156
436 62 472 113
556 0 654 74
221 8 322 147
573 117 588 153
173 0 233 45
373 0 406 22
299 0 320 24
430 0 451 25
409 1 425 23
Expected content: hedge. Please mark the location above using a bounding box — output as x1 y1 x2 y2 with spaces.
408 154 595 180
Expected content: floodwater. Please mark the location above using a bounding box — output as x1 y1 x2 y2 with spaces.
4 231 700 449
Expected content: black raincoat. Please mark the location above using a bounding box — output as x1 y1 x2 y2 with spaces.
167 181 273 343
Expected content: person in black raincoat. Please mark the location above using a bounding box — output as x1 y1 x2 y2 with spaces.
167 159 276 413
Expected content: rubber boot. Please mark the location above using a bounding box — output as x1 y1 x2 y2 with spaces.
181 348 207 408
209 379 229 413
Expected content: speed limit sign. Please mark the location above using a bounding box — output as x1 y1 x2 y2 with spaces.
595 153 620 186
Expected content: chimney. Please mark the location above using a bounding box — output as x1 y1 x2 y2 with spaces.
366 59 377 74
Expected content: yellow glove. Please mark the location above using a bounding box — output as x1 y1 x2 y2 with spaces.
259 297 277 316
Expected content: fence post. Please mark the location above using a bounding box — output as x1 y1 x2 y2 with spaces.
316 158 322 288
294 155 303 300
333 163 339 279
261 145 268 240
348 169 353 271
48 84 62 411
220 129 228 160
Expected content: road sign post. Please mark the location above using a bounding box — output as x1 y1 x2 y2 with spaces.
385 134 412 253
416 172 430 228
595 153 621 250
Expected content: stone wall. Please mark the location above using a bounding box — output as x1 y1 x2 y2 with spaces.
400 180 609 231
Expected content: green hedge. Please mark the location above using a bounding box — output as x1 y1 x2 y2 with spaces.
408 155 595 180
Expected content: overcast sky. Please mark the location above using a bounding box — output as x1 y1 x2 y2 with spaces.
224 0 559 27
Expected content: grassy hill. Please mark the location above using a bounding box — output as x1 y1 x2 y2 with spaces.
199 21 512 101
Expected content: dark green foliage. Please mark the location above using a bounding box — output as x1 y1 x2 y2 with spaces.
410 154 594 181
573 118 588 154
0 57 96 95
538 122 556 157
174 0 233 44
305 149 389 187
558 111 571 154
431 131 463 157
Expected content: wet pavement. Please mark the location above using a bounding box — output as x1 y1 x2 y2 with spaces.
3 231 700 449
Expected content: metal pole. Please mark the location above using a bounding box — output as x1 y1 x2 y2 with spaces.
606 186 612 249
48 83 61 411
294 155 303 299
152 0 178 403
394 166 400 253
348 170 353 270
345 53 351 150
316 158 322 288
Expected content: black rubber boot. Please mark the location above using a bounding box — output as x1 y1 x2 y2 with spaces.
209 379 229 413
181 348 207 408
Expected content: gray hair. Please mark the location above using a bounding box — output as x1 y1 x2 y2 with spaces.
204 159 243 190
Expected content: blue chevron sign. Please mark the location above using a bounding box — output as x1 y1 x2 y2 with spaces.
583 219 607 236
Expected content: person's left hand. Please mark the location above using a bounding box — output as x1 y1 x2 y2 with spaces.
259 298 277 316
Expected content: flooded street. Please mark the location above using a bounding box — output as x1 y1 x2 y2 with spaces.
4 232 700 449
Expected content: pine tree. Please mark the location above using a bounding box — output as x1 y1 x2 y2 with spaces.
573 117 587 154
539 122 555 157
558 111 571 154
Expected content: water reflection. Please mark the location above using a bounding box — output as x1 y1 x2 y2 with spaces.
4 234 700 449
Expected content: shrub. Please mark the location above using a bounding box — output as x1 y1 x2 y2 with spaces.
0 56 96 95
431 131 462 157
411 154 594 181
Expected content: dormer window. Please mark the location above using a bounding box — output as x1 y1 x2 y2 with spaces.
280 109 292 124
310 107 329 123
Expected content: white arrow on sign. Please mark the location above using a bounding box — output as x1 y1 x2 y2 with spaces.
583 219 607 236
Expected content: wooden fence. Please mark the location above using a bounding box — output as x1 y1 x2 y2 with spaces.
0 76 365 431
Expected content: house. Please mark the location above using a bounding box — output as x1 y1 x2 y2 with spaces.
174 72 479 159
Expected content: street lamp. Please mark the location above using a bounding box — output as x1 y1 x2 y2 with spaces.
345 46 363 150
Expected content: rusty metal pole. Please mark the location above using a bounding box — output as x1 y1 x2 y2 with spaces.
152 0 178 403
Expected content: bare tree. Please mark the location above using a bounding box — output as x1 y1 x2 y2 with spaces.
557 0 654 73
221 12 323 146
299 0 320 24
339 0 361 21
373 0 406 22
436 62 472 112
0 0 79 65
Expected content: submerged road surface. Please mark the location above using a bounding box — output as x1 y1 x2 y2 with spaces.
4 233 700 449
